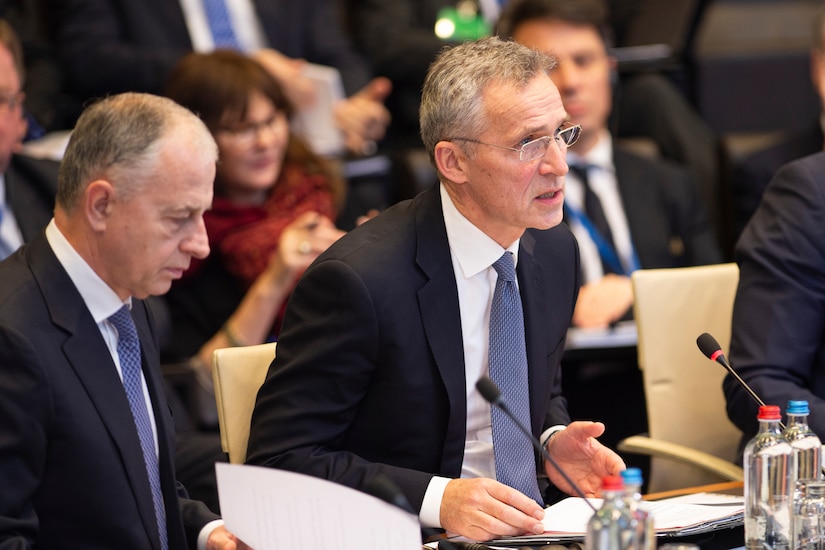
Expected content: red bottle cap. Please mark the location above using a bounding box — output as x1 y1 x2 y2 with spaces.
758 405 781 420
601 476 624 491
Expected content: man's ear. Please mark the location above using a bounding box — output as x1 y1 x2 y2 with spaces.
434 140 470 184
84 179 116 232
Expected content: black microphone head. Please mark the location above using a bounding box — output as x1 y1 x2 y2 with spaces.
476 376 502 405
697 332 722 359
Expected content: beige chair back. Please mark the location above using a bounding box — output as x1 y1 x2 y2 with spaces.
631 263 742 492
212 342 276 464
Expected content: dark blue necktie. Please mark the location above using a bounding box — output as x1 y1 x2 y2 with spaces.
108 306 168 550
202 0 240 48
489 252 543 504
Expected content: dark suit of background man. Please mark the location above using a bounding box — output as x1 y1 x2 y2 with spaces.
246 36 625 542
0 92 248 549
725 151 825 450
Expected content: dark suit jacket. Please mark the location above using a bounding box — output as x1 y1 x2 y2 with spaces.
725 151 825 448
731 122 823 239
246 184 579 512
0 233 218 549
55 0 371 105
615 148 722 269
4 154 59 242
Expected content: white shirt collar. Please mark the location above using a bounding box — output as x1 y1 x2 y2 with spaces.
439 183 519 278
45 219 131 323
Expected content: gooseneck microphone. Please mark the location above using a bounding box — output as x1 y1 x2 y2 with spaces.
696 331 825 477
476 376 597 513
696 332 783 429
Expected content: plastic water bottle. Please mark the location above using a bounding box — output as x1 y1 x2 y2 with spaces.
792 479 825 549
620 468 655 550
586 475 637 550
783 400 822 487
744 404 792 549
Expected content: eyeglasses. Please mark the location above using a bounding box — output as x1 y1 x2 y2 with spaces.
217 112 287 146
451 121 582 162
0 90 24 112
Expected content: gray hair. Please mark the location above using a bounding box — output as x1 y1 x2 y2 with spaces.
57 92 217 211
419 36 557 165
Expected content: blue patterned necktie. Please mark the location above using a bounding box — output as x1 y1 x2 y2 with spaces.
202 0 240 48
489 252 543 504
108 306 168 550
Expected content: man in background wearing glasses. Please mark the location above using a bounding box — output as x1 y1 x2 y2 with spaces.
0 19 58 261
246 36 625 542
499 0 722 329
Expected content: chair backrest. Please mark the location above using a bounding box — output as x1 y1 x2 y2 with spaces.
632 263 742 491
212 342 276 464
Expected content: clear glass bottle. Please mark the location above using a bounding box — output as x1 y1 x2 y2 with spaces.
792 479 825 549
744 404 792 549
620 468 655 550
586 475 637 550
783 400 822 489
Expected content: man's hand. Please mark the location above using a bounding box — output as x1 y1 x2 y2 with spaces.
544 422 626 497
206 525 252 549
440 478 545 541
334 77 392 156
572 274 633 328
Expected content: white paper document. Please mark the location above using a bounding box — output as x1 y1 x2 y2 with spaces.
216 463 422 550
490 492 743 545
289 63 346 157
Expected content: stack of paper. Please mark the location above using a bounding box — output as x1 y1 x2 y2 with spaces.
488 492 743 545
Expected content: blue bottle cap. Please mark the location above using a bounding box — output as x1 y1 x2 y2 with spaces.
787 400 810 415
620 467 644 485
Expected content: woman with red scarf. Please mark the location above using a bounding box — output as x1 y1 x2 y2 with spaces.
163 50 346 424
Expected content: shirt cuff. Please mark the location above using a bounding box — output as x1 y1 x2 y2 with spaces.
419 476 451 528
197 519 225 550
540 424 567 450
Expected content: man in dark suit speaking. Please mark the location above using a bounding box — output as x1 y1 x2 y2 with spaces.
0 93 247 549
246 37 625 542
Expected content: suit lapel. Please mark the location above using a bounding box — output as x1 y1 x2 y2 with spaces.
414 187 467 473
26 235 163 549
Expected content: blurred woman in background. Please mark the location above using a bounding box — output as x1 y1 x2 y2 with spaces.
163 49 346 425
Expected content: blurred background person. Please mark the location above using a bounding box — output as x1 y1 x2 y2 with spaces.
162 49 346 427
730 3 825 239
0 16 57 261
